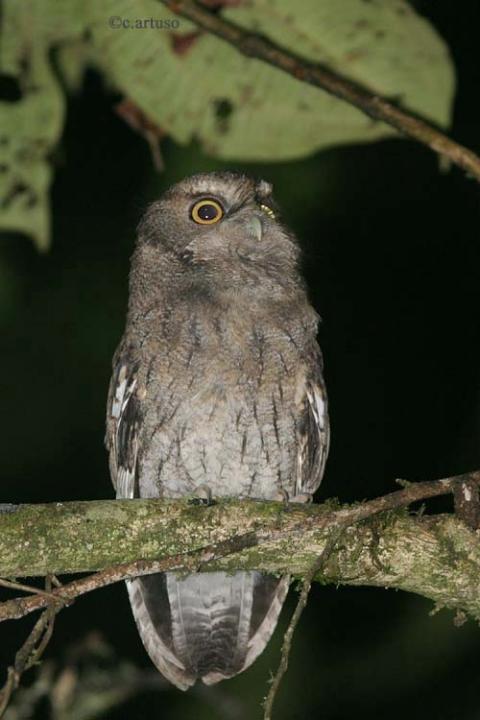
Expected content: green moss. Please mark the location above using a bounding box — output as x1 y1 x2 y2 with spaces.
1 499 480 623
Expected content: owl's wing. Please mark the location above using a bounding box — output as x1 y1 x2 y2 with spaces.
296 348 330 496
105 345 140 499
106 348 198 689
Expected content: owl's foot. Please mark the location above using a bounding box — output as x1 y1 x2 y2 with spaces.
289 493 314 504
274 491 313 510
0 503 18 514
188 484 215 507
273 489 290 509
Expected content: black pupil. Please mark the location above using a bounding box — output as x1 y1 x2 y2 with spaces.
198 203 218 221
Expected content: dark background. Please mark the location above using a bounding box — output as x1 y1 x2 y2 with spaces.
1 1 480 718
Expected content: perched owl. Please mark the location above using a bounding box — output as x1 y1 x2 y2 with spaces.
106 172 329 689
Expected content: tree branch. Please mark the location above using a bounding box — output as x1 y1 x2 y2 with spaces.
1 474 480 625
158 0 480 182
0 529 261 622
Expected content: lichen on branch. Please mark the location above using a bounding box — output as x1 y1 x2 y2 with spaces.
0 475 479 624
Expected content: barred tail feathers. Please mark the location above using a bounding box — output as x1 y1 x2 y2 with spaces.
127 571 289 689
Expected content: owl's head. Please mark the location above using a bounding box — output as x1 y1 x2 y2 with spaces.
136 172 301 292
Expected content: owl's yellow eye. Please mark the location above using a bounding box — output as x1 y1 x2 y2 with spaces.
191 199 224 225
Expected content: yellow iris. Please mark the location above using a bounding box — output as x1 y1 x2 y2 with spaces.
191 199 224 225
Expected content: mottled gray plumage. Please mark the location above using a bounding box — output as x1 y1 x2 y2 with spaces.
106 171 329 689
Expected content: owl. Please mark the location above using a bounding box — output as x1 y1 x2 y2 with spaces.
106 172 329 689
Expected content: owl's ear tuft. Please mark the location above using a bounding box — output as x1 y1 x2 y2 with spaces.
255 179 279 219
255 179 273 199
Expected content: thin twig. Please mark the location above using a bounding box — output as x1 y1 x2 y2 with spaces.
332 475 461 523
0 670 15 719
0 578 64 603
159 0 480 182
0 605 58 718
263 526 347 720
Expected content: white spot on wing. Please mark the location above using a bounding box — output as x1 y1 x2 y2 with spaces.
111 365 128 418
112 367 138 499
306 385 326 430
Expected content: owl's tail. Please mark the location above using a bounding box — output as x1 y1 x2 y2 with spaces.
127 571 289 690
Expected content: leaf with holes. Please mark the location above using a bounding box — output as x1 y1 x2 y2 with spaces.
0 0 456 248
0 0 85 250
88 0 455 160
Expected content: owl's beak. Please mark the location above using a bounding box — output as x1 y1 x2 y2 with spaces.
246 215 263 242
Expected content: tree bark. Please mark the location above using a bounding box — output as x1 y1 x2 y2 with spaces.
1 497 479 621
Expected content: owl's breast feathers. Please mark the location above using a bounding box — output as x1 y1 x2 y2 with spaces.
107 298 328 501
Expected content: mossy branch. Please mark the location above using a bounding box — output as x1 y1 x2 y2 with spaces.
1 473 479 624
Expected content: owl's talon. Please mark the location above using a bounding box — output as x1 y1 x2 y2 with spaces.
188 485 215 507
289 493 314 504
274 491 313 510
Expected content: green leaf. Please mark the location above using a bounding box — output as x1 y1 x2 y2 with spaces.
88 0 455 160
0 0 84 250
0 0 456 248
